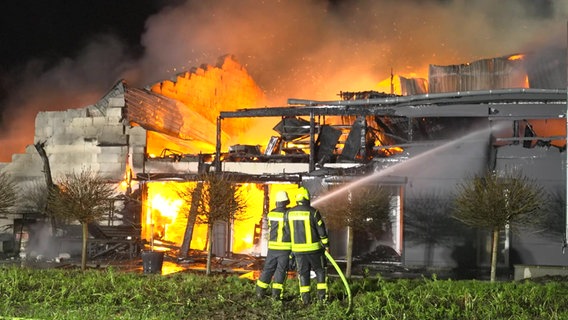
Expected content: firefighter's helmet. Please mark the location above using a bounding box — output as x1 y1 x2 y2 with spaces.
275 191 289 203
295 186 310 202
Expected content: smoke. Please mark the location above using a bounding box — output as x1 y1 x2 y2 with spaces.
1 0 567 161
0 35 136 161
134 0 568 102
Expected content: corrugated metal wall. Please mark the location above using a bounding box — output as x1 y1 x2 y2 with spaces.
428 55 528 93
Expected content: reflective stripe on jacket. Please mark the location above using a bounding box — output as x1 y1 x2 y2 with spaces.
267 207 291 251
286 203 328 253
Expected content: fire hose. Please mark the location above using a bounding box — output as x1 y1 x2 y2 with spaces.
325 250 353 314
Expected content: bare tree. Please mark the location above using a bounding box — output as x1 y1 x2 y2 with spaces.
48 170 116 270
0 172 17 217
453 170 547 282
177 173 247 275
318 183 392 278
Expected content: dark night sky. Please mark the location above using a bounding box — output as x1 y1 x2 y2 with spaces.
0 0 171 109
1 2 156 66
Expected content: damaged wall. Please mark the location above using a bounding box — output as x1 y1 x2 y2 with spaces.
2 81 147 186
0 81 147 257
31 83 146 180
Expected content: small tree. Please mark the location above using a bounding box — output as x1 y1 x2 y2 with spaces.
48 170 116 270
453 170 546 282
0 172 17 217
177 173 247 275
318 183 392 278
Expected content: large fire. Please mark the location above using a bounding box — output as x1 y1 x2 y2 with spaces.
134 56 280 255
146 55 268 156
141 181 298 255
134 51 564 257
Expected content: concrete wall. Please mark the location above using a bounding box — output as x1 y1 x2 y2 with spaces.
398 125 491 268
401 137 568 270
32 94 146 181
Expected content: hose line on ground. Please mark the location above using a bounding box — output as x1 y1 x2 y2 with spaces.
325 250 353 314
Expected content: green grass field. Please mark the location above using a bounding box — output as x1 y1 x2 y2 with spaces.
1 266 567 319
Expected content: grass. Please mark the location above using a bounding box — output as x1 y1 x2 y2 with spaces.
1 266 568 319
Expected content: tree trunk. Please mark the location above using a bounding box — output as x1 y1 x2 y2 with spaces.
206 223 214 276
34 142 55 188
34 142 58 232
179 182 203 259
490 227 499 282
346 225 353 278
226 220 232 257
81 222 88 271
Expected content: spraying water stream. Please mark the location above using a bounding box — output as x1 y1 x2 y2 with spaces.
312 124 501 206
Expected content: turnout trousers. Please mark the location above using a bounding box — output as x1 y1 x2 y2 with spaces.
256 249 290 299
295 250 327 304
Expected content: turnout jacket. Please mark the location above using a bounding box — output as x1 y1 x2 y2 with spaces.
267 206 292 251
286 202 329 253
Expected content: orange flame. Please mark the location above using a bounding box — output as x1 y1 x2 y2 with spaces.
150 56 266 140
508 54 524 61
141 181 283 254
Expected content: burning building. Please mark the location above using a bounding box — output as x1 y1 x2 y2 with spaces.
0 55 268 261
0 51 567 277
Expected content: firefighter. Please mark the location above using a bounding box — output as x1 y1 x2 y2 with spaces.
286 186 329 305
255 190 292 300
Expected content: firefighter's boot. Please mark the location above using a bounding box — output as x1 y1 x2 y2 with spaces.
271 282 283 300
301 292 311 305
317 282 328 302
317 290 327 303
255 285 266 299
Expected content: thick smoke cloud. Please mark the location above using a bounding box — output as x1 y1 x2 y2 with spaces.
134 0 568 102
1 0 567 161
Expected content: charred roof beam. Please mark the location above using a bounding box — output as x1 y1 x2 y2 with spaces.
288 88 566 108
219 90 565 120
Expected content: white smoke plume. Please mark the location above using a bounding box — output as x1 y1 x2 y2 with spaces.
1 0 567 161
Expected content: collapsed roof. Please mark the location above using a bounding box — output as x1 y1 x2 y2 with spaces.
125 86 219 145
116 52 567 179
